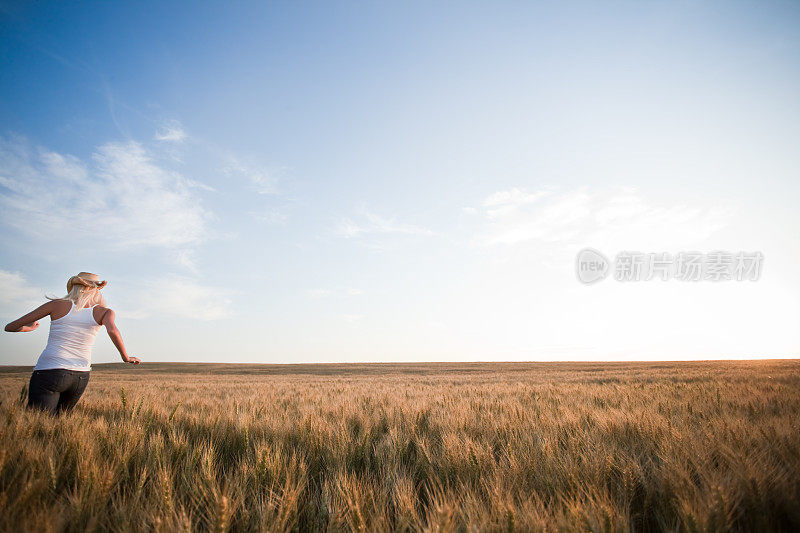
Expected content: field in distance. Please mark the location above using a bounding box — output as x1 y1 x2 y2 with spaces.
0 360 798 531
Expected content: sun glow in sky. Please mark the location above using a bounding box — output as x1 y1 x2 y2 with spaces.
1 1 798 364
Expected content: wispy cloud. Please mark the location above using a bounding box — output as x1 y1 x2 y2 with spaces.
222 156 281 195
154 120 187 143
118 275 232 321
307 287 363 298
472 187 734 251
482 187 550 219
0 136 211 250
171 249 200 274
0 270 44 315
336 209 434 239
101 77 130 139
250 207 288 225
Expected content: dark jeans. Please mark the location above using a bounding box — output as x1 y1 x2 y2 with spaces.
28 369 90 414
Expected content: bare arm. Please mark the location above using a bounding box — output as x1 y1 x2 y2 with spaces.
101 308 140 364
4 301 54 332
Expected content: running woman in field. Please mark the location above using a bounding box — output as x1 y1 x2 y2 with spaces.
4 272 140 414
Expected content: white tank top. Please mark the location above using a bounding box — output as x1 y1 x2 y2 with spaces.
34 302 102 371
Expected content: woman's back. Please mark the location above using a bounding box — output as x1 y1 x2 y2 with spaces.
34 301 102 371
5 271 139 414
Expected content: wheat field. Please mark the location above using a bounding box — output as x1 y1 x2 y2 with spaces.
0 360 798 532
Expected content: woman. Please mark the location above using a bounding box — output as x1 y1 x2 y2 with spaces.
4 272 140 414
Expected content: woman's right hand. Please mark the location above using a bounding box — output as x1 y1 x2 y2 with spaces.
124 356 141 365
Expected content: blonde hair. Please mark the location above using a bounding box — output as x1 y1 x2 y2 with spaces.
48 273 107 310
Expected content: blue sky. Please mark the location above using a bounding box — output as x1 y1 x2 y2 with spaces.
1 1 799 364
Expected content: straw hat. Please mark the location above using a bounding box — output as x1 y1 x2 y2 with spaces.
67 272 107 292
